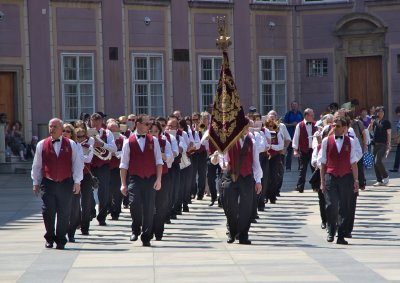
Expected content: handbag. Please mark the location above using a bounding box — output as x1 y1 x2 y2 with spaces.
363 152 374 169
85 164 99 190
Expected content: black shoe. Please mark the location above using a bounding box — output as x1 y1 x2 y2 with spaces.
344 233 352 238
45 241 53 248
269 199 276 204
209 200 215 207
68 237 76 243
295 187 304 193
155 237 162 241
389 169 398 172
165 219 171 224
123 205 129 209
56 244 65 250
98 221 107 226
321 222 326 229
170 214 177 220
130 234 138 241
142 241 151 247
251 219 257 223
196 196 203 200
81 230 89 236
227 236 235 243
337 237 348 245
327 235 334 242
239 239 251 245
176 210 182 215
182 205 189 212
277 192 281 197
111 216 119 221
255 215 260 219
258 206 265 212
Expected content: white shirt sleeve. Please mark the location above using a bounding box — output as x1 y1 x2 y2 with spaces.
350 137 362 164
251 132 265 154
164 138 174 168
104 129 117 153
263 129 271 150
82 137 94 164
119 139 130 170
292 124 301 150
200 130 210 152
31 140 45 186
280 123 292 141
169 135 179 156
252 137 263 183
153 137 164 166
70 140 84 184
193 131 201 150
179 135 188 153
311 146 319 168
317 137 328 165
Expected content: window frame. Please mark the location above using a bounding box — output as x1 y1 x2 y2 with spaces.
302 0 350 4
259 56 287 116
60 52 95 121
253 0 288 4
131 53 165 117
198 55 223 112
306 58 328 77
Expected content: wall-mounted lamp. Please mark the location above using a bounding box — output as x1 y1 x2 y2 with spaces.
0 11 5 21
144 16 151 26
268 21 276 29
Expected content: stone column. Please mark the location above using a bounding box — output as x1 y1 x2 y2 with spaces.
0 124 6 163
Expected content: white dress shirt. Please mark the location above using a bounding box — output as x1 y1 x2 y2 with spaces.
31 138 84 186
279 123 292 142
80 137 94 164
200 130 211 152
317 135 361 166
166 133 179 157
119 134 164 170
292 119 313 150
160 135 174 168
311 146 320 169
98 128 117 153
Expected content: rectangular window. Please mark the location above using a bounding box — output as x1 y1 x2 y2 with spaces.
259 57 287 115
199 56 222 111
303 0 349 3
61 54 95 121
132 54 164 116
253 0 288 3
307 58 328 77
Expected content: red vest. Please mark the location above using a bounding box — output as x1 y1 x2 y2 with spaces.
91 129 111 168
110 135 124 170
268 132 280 157
326 135 352 177
158 136 168 175
299 121 316 153
227 136 253 178
128 134 157 178
42 137 73 182
197 131 206 153
124 130 131 139
208 138 217 155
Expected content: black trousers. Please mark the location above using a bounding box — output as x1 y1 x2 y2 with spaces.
207 160 220 202
68 193 81 239
190 153 199 197
324 173 354 238
40 177 73 246
266 154 281 202
223 174 254 241
297 149 314 190
170 163 181 215
180 165 192 207
195 151 208 198
357 158 366 188
80 173 92 233
258 154 269 209
92 164 111 223
153 174 171 239
128 175 156 242
109 167 122 218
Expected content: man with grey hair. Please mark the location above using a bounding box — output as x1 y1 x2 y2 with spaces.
31 118 83 250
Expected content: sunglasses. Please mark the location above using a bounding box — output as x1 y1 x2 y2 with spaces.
128 119 136 121
63 129 72 133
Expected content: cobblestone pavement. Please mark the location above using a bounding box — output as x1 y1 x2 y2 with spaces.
0 156 399 283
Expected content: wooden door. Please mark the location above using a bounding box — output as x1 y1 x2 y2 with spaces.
0 72 15 124
347 56 383 115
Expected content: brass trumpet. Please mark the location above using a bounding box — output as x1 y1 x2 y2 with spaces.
87 128 112 161
198 123 207 132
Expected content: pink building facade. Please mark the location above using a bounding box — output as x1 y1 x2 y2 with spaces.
1 0 400 140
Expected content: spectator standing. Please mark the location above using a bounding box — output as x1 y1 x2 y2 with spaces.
389 106 400 172
368 106 391 186
283 101 303 171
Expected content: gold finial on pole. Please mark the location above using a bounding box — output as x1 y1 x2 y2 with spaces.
216 16 231 51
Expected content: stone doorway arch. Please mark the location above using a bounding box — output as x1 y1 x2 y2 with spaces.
334 12 388 115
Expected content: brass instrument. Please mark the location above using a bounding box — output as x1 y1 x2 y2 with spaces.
198 123 207 132
87 128 112 161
